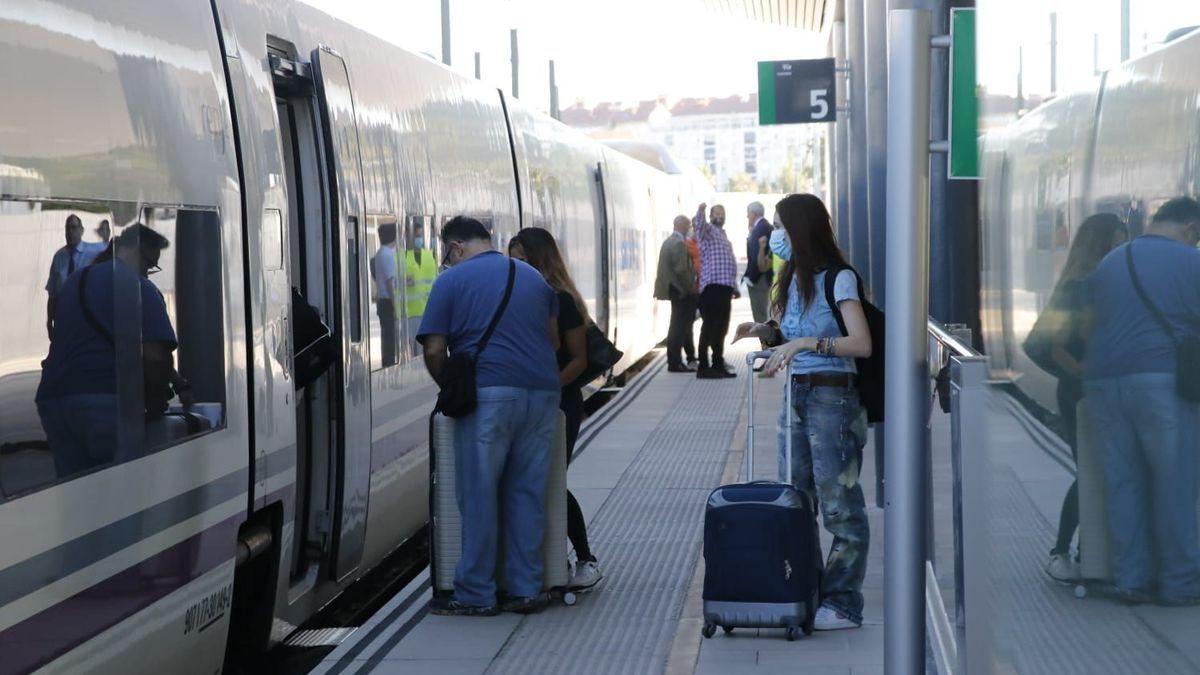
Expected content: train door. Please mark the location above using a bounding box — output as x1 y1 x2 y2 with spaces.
311 47 373 581
593 161 613 336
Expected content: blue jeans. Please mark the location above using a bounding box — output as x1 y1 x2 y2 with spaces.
777 380 870 622
453 386 560 606
1085 373 1200 599
37 393 119 479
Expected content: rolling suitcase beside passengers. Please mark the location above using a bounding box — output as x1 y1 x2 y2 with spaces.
428 411 577 605
701 350 822 641
1074 397 1111 597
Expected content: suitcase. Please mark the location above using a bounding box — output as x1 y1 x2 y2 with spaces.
1074 397 1111 595
701 350 822 641
429 410 576 605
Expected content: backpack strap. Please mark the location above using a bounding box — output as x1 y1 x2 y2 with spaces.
824 264 865 338
475 259 516 357
1125 242 1179 345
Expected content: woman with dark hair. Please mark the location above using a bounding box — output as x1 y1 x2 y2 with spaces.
733 193 873 631
508 227 603 592
1027 213 1128 582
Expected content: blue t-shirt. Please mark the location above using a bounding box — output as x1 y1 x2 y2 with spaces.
780 269 859 375
37 259 178 400
1084 236 1200 380
417 250 560 390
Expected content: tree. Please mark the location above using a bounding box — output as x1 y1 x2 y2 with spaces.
728 172 759 193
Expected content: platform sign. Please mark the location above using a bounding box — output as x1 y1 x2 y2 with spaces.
758 58 836 125
949 8 979 179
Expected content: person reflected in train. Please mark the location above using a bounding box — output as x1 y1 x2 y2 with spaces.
418 216 561 616
36 224 178 478
96 219 112 246
693 202 740 379
1022 214 1127 583
372 222 400 367
44 214 102 340
1083 197 1200 605
733 193 872 630
654 215 698 373
405 222 437 357
509 228 604 593
743 201 774 324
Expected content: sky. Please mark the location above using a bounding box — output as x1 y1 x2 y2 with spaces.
978 0 1200 98
298 0 825 112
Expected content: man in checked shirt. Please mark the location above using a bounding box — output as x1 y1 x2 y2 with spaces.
693 202 740 379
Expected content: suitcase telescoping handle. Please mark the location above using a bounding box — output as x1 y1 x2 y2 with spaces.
744 351 793 486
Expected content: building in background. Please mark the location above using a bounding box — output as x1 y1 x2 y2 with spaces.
563 94 826 196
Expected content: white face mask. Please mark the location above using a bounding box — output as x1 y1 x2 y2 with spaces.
769 228 791 260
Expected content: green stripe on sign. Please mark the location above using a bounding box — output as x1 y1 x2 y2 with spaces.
949 8 979 179
758 61 777 126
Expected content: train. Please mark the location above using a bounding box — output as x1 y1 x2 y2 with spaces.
980 27 1200 416
0 1 709 672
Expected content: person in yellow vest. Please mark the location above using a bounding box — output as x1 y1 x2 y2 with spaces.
404 230 437 356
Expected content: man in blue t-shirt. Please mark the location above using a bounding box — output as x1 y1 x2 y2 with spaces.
37 224 179 480
1083 197 1200 605
417 216 561 616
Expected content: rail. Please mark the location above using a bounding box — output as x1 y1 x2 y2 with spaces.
925 319 990 675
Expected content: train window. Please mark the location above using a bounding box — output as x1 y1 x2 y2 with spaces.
0 200 226 502
367 214 400 370
403 216 438 359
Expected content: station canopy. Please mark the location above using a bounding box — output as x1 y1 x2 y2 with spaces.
697 0 833 32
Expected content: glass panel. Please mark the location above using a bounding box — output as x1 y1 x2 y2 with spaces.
367 214 400 370
0 201 226 503
402 215 437 360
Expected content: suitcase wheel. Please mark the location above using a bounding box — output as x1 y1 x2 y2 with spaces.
1074 584 1087 599
562 591 578 606
722 626 734 635
702 623 716 639
786 627 799 642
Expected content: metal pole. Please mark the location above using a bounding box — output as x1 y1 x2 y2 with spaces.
833 20 851 248
549 60 560 120
510 29 519 99
1120 0 1130 61
1050 12 1058 95
440 0 451 66
885 9 930 674
954 355 992 674
474 51 481 79
846 0 870 276
865 0 888 509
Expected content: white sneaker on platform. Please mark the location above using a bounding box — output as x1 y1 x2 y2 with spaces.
1044 552 1079 584
569 560 603 592
813 606 860 631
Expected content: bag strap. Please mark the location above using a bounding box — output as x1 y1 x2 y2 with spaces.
475 259 516 357
824 264 865 338
77 266 115 347
1125 242 1179 345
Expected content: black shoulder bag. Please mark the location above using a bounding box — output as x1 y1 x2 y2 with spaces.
1125 243 1200 403
435 259 516 418
825 265 887 424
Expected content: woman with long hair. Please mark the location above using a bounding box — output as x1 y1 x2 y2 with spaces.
508 227 602 592
1034 213 1128 582
733 193 873 631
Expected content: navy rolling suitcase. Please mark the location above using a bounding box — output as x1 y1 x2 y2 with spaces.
701 350 822 641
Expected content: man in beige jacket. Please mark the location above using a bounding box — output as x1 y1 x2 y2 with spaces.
655 215 698 372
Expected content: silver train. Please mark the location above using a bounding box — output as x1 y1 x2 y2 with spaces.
0 2 707 672
980 28 1200 414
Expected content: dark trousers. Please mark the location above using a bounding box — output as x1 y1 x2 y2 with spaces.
561 386 594 562
667 289 698 367
376 300 398 367
1053 379 1083 555
698 284 734 367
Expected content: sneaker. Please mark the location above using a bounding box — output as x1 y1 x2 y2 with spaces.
686 358 698 368
1044 551 1079 584
667 363 696 373
813 606 861 631
696 367 724 379
569 559 604 592
499 593 549 614
429 597 499 617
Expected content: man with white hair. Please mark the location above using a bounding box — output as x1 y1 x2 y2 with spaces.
743 201 774 323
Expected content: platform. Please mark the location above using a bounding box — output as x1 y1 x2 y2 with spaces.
308 337 1200 675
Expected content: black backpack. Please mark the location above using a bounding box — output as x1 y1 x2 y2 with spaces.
824 265 885 424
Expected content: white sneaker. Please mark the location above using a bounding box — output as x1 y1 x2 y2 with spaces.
1044 552 1079 584
813 606 860 631
569 560 603 592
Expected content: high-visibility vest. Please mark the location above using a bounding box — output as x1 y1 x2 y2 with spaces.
769 253 786 304
404 250 437 318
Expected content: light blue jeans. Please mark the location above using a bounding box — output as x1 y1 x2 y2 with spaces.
777 380 870 622
453 386 560 606
1084 373 1200 599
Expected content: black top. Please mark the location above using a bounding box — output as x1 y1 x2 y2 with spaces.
745 218 774 282
556 290 585 370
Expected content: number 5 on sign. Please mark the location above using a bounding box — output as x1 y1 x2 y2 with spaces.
810 89 829 120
